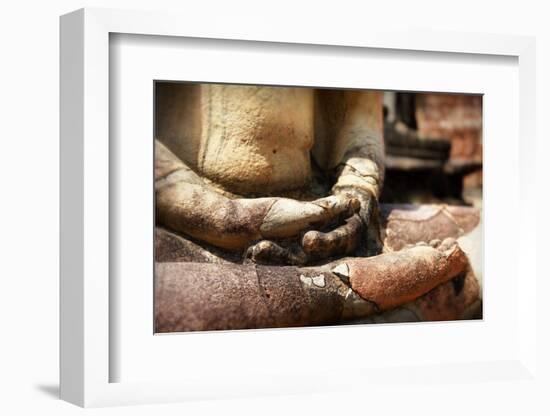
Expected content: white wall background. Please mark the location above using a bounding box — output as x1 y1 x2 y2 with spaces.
0 0 548 414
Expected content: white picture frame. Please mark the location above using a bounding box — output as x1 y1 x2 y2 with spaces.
60 7 538 408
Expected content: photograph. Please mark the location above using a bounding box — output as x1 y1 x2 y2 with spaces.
3 0 540 412
0 0 543 410
153 82 483 332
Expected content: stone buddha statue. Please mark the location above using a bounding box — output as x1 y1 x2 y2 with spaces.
153 83 483 331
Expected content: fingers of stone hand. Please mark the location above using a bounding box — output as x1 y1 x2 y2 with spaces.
438 237 457 252
301 214 362 258
333 187 374 224
246 240 307 265
429 239 442 248
412 237 456 252
312 194 361 217
260 195 360 239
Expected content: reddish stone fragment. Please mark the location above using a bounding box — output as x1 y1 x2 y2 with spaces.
380 204 480 251
410 269 481 321
344 242 469 311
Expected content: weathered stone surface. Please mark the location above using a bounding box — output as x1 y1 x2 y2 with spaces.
155 227 238 263
155 204 481 263
446 205 481 236
155 243 473 331
155 263 270 332
155 263 352 332
350 307 421 325
256 266 346 327
154 204 481 331
347 269 481 324
408 268 481 321
341 242 469 311
381 204 479 251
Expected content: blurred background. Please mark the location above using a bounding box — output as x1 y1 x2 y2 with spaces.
381 92 482 208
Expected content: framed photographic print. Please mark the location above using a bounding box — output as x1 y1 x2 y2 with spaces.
60 7 538 408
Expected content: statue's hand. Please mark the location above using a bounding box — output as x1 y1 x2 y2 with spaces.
258 195 360 239
333 187 382 257
157 179 362 253
301 187 376 259
156 140 364 259
332 187 376 228
245 193 366 265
